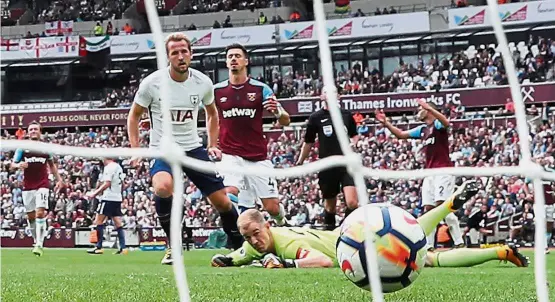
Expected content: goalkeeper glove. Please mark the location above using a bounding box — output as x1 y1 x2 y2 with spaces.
211 254 234 267
262 254 298 269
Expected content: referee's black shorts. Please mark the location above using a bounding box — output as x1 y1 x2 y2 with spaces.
318 167 355 199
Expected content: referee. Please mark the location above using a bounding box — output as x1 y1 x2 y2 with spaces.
296 87 360 230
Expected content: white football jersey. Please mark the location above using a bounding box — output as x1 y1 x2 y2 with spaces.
134 67 214 151
100 161 124 202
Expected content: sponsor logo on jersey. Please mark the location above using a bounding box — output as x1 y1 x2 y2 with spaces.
423 137 435 146
222 108 257 119
170 109 194 123
24 157 47 164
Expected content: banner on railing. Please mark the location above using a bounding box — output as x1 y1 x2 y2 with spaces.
109 25 277 55
45 20 74 36
282 83 555 116
279 12 430 43
0 36 79 60
1 12 431 61
448 0 555 29
0 228 74 248
1 83 553 129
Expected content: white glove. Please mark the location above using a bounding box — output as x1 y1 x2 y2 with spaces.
262 253 284 269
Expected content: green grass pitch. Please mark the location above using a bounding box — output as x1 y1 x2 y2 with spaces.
1 248 554 302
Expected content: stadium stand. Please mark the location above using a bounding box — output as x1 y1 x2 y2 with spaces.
0 0 433 37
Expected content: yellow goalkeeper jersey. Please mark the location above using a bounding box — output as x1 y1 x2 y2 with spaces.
228 227 340 266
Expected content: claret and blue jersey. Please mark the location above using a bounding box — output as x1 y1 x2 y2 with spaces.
406 120 453 169
214 78 278 162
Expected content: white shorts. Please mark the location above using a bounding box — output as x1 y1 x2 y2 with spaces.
421 175 456 207
22 188 50 212
217 154 278 199
536 204 555 223
547 205 555 223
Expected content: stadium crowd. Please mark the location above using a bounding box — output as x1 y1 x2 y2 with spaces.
98 35 555 107
276 35 555 98
1 103 553 245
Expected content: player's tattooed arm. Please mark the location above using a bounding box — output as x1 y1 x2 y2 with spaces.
263 91 290 126
275 102 291 126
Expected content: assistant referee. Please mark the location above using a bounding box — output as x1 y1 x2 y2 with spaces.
296 87 360 230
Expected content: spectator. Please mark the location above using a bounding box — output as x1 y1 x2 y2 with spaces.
213 20 221 29
93 22 104 36
123 23 133 35
106 21 113 35
290 11 301 22
223 15 233 28
258 12 268 25
188 23 197 30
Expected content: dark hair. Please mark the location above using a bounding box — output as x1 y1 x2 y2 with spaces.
28 120 42 131
225 43 248 58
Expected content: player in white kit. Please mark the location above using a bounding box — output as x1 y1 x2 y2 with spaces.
127 33 243 265
85 157 128 254
375 99 465 249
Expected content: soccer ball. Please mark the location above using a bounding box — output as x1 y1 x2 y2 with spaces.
336 203 427 293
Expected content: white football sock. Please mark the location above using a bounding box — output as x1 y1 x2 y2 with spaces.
445 212 464 246
36 218 47 248
28 219 37 244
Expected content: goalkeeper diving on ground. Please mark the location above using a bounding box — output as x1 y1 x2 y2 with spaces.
211 180 529 269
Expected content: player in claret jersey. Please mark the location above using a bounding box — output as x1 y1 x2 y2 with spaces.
375 99 465 250
213 43 291 224
10 121 65 257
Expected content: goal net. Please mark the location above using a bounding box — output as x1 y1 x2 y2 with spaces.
1 0 553 301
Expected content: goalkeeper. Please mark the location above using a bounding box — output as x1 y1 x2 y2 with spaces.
212 181 529 269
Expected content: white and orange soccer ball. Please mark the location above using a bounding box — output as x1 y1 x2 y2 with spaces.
336 203 428 293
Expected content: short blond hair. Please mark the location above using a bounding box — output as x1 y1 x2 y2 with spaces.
165 32 192 55
237 209 265 230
